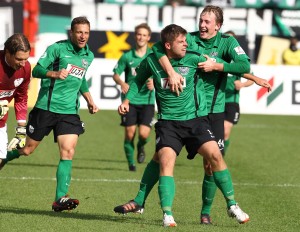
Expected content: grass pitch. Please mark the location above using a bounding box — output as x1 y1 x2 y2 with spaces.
0 110 299 232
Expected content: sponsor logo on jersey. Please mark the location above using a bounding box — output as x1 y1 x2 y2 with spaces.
234 46 246 55
82 59 89 68
66 64 86 79
160 77 186 89
0 90 15 98
14 78 24 87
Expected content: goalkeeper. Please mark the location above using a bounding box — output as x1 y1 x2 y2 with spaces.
0 34 31 166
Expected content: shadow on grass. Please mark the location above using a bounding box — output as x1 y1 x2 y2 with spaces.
0 206 160 225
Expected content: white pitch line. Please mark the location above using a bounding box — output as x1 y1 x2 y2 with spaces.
0 176 300 188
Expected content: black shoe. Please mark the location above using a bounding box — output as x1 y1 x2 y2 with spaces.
114 200 144 214
129 164 136 172
137 146 146 163
52 195 79 212
200 214 212 225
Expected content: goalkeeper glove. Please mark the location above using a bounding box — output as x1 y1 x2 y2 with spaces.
7 126 26 151
0 100 9 120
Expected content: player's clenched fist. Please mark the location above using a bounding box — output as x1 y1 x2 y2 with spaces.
118 100 129 115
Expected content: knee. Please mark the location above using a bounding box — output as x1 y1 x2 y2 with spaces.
60 149 75 160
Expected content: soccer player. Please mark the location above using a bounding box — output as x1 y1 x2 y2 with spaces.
112 23 155 171
223 30 254 154
0 33 31 166
150 5 271 225
114 24 249 227
0 16 99 212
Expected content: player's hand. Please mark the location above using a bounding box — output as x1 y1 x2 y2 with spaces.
198 55 217 72
255 78 272 92
56 69 68 80
0 100 9 120
7 126 26 151
88 103 99 114
146 78 154 91
234 80 243 91
118 102 129 115
168 72 184 96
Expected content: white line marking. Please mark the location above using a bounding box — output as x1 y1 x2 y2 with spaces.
0 176 299 188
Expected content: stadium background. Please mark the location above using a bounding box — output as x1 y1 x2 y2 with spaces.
0 0 299 115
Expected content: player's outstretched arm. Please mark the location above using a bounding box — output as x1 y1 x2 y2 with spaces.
243 73 272 92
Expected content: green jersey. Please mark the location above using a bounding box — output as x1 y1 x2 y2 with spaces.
225 73 241 103
126 51 208 121
113 47 155 105
32 40 94 114
153 32 250 113
186 32 250 113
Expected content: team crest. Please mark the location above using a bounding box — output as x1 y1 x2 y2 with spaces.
178 67 189 75
210 51 218 57
29 125 34 134
82 59 89 68
14 78 24 87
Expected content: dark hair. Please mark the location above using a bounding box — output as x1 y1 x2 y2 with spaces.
224 30 236 37
135 23 152 36
161 24 187 45
4 33 31 55
201 5 224 27
71 16 90 31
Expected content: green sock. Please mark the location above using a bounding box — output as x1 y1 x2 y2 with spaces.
224 139 230 154
55 160 72 201
137 137 149 149
134 160 159 206
213 169 236 207
158 176 175 216
124 140 135 166
5 150 21 163
201 174 217 215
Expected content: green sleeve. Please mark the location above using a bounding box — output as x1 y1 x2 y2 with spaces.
32 43 60 79
223 59 250 75
222 36 250 74
32 64 48 79
113 53 127 75
125 59 151 102
32 63 48 79
152 41 166 60
80 77 89 93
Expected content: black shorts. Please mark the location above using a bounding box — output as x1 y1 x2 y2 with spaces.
208 112 225 155
225 102 240 125
121 104 154 127
154 117 215 156
26 107 85 142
